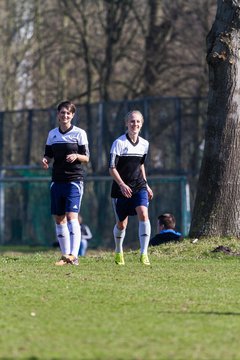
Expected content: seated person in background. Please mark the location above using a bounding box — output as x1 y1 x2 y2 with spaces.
149 213 183 246
78 215 93 256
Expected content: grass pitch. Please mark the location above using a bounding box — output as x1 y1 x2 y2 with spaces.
1 238 240 359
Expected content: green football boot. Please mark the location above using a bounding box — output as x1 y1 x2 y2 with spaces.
140 254 150 266
115 252 125 265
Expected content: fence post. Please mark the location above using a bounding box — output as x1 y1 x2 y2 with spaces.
97 102 103 171
143 97 149 140
0 170 5 244
180 177 191 236
25 110 33 164
175 98 182 173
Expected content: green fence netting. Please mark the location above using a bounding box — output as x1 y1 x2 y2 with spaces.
0 169 190 249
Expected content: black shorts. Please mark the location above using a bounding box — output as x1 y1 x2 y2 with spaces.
111 189 149 222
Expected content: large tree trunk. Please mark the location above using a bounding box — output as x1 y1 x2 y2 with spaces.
190 0 240 238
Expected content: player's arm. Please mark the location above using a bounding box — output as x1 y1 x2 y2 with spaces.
77 143 90 163
66 153 89 163
42 156 52 169
77 154 89 163
109 167 124 186
140 164 153 200
42 142 53 170
109 168 132 198
109 154 132 198
66 144 90 164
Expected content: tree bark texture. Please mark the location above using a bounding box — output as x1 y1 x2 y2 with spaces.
190 0 240 237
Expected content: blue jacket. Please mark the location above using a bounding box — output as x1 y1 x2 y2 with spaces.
149 229 183 246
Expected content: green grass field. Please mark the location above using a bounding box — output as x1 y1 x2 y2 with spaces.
1 238 240 360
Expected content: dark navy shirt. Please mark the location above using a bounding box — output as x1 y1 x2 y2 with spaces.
150 229 183 246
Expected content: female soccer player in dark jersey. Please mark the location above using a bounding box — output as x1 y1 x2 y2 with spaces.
109 110 153 265
42 101 89 266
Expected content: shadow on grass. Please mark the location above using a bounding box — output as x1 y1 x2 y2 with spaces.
0 245 53 254
162 310 240 316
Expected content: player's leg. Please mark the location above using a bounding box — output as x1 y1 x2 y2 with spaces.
66 181 84 264
54 215 70 254
66 213 80 264
136 205 151 250
51 182 71 265
135 190 151 265
112 198 128 265
114 218 128 252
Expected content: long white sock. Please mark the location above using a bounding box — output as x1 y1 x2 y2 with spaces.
113 224 126 253
56 223 70 255
68 219 81 257
139 220 151 255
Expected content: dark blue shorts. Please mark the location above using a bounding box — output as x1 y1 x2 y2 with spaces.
112 189 149 222
50 181 84 215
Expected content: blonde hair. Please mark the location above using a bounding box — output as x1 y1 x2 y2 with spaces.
124 110 144 124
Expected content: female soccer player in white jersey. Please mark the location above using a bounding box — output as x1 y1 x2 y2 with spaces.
42 101 89 266
109 110 153 265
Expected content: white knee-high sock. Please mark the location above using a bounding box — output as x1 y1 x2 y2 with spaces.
139 220 151 255
68 219 81 257
56 223 70 255
113 224 126 253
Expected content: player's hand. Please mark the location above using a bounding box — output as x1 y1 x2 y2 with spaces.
119 183 132 198
66 154 78 163
146 185 153 200
42 157 49 169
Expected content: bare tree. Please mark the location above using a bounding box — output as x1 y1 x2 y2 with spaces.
0 0 35 110
190 0 240 238
143 0 175 96
140 0 217 98
0 0 216 110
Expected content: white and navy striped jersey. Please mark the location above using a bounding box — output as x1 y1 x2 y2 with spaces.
44 125 89 182
109 133 149 198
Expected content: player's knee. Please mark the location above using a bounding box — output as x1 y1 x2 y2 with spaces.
138 213 149 222
117 223 126 231
66 213 78 222
55 215 67 224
